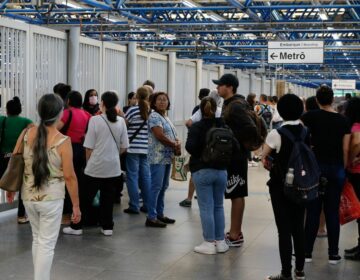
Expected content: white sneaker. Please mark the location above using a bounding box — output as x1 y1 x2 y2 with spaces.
63 227 83 235
251 161 259 167
216 240 229 253
194 241 216 255
101 229 113 236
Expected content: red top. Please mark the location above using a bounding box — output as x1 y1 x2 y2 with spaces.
348 122 360 174
61 108 91 143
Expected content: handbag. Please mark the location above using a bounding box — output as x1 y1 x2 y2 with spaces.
171 155 189 181
0 130 26 192
339 179 360 225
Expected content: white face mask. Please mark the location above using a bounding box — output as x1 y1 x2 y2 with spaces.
89 96 98 105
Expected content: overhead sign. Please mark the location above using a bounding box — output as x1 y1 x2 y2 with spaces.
332 79 356 90
268 41 324 64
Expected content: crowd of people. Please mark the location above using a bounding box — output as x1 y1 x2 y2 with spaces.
1 75 359 280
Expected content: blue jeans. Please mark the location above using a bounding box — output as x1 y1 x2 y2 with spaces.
192 169 227 241
126 153 151 211
148 164 171 220
305 163 346 256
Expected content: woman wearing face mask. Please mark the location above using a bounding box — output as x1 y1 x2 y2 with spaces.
83 89 100 116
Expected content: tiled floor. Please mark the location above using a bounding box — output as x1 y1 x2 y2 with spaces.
0 167 359 280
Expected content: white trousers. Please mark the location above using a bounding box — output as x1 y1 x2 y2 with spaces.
24 200 64 280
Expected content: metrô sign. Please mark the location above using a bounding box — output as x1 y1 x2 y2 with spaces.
268 41 324 64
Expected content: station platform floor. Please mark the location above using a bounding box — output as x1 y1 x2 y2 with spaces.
0 167 359 280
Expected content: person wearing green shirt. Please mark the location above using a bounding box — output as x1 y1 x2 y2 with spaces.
0 96 33 223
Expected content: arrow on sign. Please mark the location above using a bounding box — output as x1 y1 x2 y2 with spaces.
270 53 278 60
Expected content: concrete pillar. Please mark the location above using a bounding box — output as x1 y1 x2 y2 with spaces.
219 65 224 77
196 59 203 101
167 52 176 121
261 75 266 95
249 73 256 95
270 77 276 96
127 42 137 93
68 27 80 91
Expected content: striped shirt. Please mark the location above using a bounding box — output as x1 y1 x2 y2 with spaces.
125 106 148 154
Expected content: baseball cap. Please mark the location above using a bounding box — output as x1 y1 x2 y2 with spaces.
212 74 239 89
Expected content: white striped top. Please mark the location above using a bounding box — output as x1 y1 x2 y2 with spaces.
125 106 148 154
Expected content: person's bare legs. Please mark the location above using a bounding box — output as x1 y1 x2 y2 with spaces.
229 197 245 239
317 208 327 237
179 177 195 207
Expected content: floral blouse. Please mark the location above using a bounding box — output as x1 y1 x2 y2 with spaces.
148 112 177 165
21 131 68 202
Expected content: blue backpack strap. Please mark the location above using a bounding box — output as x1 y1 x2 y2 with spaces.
300 126 307 141
278 126 295 143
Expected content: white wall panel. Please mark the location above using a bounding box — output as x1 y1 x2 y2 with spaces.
0 27 26 115
104 47 127 106
201 68 209 89
209 70 219 90
238 74 250 96
150 58 168 92
137 55 147 88
174 61 197 149
79 43 101 94
33 33 66 117
254 77 261 96
264 80 271 95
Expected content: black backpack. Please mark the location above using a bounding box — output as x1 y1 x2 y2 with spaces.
279 126 321 204
201 125 234 169
259 104 273 129
223 99 267 151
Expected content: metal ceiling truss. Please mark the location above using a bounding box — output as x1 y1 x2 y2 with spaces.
1 0 360 88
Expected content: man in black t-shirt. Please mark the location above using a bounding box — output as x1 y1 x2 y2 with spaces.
302 85 351 264
213 74 257 247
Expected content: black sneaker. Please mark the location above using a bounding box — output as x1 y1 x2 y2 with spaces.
265 274 292 280
123 208 140 215
145 218 167 228
328 255 341 265
157 216 176 224
179 199 192 207
344 245 360 255
294 270 306 280
140 206 148 213
345 251 360 261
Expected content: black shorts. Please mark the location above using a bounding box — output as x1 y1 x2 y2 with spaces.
225 158 248 199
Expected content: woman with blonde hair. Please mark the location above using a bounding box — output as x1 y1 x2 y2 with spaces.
124 86 151 214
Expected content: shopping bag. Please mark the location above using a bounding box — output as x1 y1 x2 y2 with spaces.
171 156 188 181
339 180 360 225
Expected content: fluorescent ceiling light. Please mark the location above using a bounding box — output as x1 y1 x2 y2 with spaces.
61 1 81 9
182 0 197 8
209 14 223 21
319 12 328 20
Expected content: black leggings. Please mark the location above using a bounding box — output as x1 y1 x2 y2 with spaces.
348 173 360 245
270 186 306 277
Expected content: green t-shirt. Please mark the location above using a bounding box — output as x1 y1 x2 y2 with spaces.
0 115 32 153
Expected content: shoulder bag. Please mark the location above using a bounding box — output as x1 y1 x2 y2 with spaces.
0 129 27 192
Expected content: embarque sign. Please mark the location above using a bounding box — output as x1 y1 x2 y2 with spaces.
268 41 324 64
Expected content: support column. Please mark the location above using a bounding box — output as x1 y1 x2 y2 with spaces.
167 52 176 121
68 27 80 91
127 42 137 94
270 77 276 96
249 73 256 95
261 75 266 95
196 59 203 101
219 65 224 77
